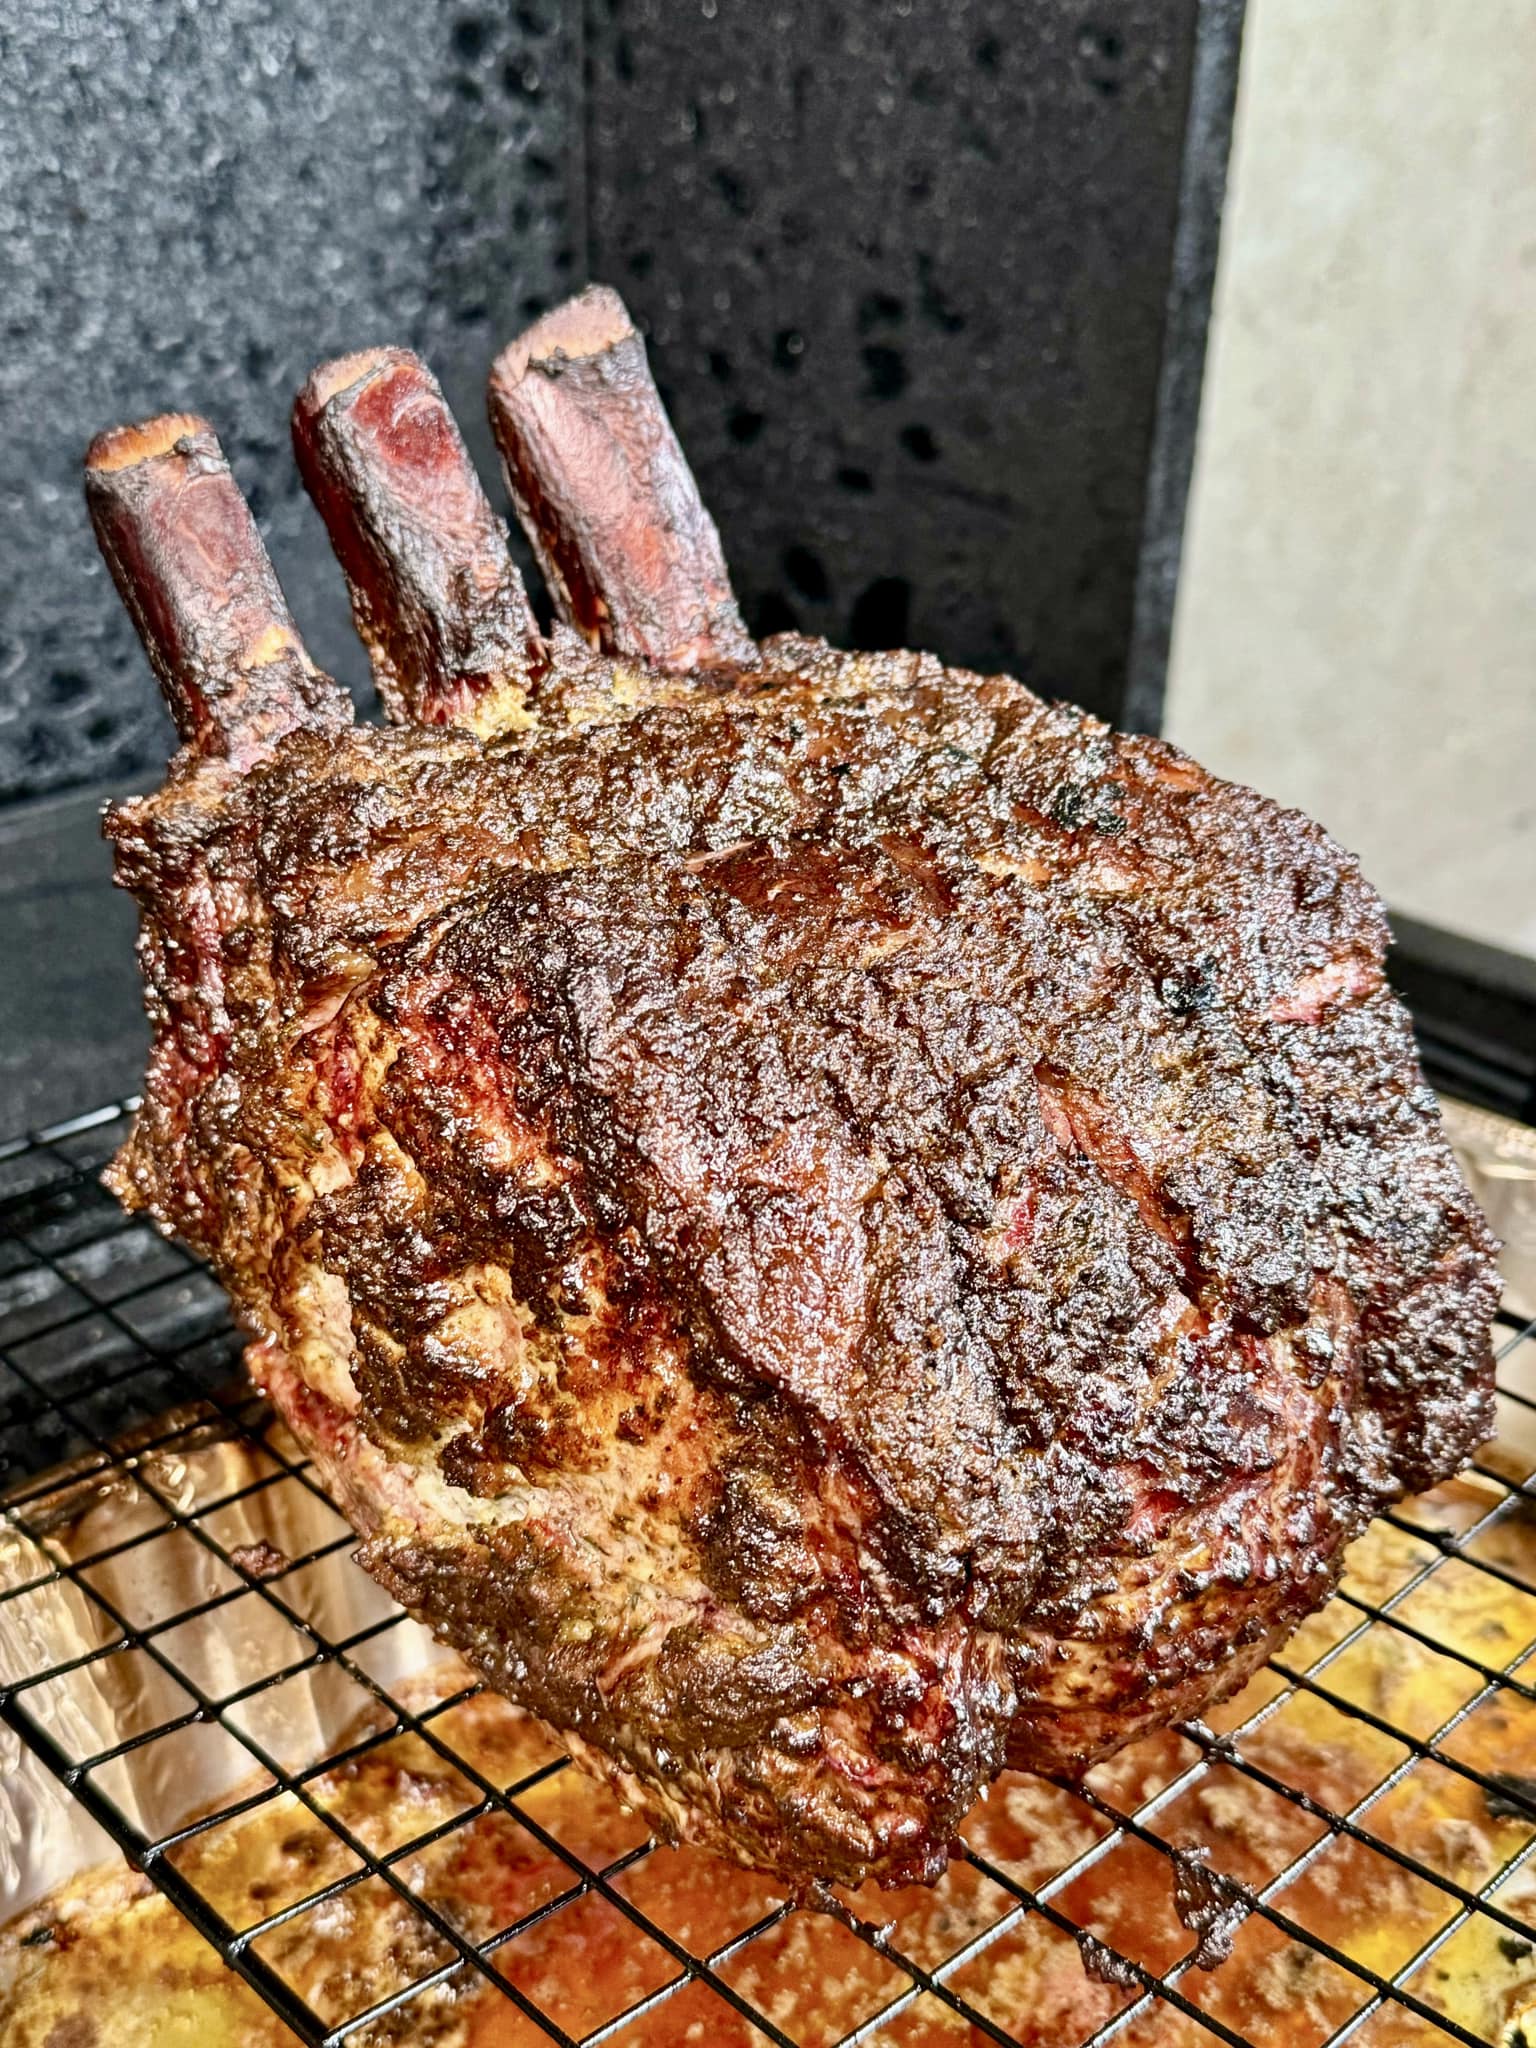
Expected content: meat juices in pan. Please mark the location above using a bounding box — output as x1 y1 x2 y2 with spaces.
83 284 1499 1891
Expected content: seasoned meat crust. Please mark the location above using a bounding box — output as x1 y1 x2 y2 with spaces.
90 293 1498 1890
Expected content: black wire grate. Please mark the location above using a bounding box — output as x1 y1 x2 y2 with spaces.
2 1099 1535 2048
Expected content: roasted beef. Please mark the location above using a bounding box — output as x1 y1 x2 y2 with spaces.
86 286 1499 1890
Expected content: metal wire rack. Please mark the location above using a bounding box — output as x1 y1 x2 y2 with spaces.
1 1099 1534 2048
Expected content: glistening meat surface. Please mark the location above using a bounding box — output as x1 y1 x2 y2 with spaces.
88 287 1499 1890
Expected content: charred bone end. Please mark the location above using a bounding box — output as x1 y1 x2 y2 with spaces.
293 347 541 735
85 412 350 766
490 283 754 674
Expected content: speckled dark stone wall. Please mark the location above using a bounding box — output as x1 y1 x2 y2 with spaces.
0 0 1222 802
588 1 1200 717
0 0 575 799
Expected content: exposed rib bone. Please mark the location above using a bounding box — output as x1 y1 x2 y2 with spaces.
489 286 753 672
85 416 350 765
294 350 540 732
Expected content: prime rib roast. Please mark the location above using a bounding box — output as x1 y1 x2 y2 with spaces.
85 286 1498 1890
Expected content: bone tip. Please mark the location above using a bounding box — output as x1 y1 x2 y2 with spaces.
85 413 216 477
492 285 638 394
296 347 429 424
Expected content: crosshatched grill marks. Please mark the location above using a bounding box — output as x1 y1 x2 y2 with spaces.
0 1116 1532 2048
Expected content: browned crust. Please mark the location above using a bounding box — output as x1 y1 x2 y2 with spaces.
84 416 350 764
293 349 540 732
91 308 1501 1894
101 633 1501 1894
489 284 754 673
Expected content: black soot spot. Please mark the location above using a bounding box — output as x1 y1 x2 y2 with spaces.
848 577 911 650
1079 23 1128 97
858 291 905 335
22 723 65 771
915 254 965 333
751 591 801 638
862 345 907 400
782 547 830 603
712 167 751 216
